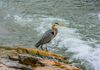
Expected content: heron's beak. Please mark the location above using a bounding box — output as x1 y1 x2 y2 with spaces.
59 24 66 27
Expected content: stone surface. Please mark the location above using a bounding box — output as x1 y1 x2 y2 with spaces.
0 47 81 70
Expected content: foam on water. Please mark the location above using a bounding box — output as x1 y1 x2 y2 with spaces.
35 17 100 70
97 14 100 20
4 14 100 70
13 15 33 25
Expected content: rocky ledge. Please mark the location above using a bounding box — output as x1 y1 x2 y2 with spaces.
0 46 81 70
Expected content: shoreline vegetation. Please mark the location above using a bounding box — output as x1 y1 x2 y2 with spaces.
0 45 81 70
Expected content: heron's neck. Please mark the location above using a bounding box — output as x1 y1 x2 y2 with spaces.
52 25 57 31
52 25 57 35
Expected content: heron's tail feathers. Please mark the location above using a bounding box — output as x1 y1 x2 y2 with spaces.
35 41 41 48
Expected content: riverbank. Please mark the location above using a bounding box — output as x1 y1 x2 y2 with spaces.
0 46 81 70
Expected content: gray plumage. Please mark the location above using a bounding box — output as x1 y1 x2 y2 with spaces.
35 29 58 49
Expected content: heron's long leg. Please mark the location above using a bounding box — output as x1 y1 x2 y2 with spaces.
40 45 44 50
46 44 48 51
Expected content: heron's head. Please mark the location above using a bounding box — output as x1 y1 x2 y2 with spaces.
52 22 59 29
52 22 66 29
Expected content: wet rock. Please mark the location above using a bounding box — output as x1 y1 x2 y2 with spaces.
0 47 81 70
18 54 45 67
0 64 20 70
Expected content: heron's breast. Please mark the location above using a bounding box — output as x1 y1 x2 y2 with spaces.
53 29 58 37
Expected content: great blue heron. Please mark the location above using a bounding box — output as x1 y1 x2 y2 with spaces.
35 23 59 51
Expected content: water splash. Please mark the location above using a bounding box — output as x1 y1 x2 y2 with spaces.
35 16 100 70
1 13 100 70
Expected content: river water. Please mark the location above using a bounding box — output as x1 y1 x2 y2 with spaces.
0 0 100 70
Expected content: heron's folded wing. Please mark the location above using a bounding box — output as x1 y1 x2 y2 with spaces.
40 29 54 43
